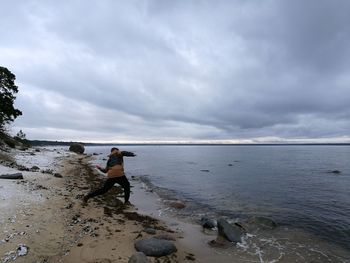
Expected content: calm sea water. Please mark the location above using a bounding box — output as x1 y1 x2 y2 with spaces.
85 145 350 259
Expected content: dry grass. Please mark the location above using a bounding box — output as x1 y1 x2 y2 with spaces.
0 151 14 163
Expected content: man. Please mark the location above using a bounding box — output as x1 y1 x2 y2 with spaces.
83 147 136 205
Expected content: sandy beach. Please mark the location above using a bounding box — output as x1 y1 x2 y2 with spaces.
0 147 238 263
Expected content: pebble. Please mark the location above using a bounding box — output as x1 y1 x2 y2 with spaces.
128 252 149 263
17 244 28 256
54 173 63 178
200 216 216 229
143 228 156 235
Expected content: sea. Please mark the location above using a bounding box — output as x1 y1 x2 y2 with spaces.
85 145 350 262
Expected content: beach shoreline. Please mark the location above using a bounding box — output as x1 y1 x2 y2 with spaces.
0 147 222 263
1 146 349 263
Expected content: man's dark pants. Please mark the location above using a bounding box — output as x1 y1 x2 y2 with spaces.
85 176 130 203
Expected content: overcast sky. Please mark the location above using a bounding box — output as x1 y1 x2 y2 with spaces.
1 0 350 143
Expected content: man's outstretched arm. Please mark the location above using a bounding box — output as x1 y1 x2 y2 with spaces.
121 151 136 157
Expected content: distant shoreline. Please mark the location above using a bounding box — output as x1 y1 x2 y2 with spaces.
28 140 350 147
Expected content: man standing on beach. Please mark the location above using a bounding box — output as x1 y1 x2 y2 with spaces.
83 147 136 205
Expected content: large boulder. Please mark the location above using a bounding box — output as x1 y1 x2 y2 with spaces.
128 252 149 263
134 238 177 257
69 143 85 154
217 218 244 243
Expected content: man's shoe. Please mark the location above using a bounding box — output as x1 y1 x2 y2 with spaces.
124 201 132 206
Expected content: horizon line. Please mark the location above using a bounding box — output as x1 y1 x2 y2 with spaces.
28 139 350 146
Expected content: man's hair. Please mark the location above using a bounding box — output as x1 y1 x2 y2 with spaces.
110 147 119 152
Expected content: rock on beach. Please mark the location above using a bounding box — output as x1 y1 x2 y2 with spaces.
69 143 85 154
134 237 177 257
200 216 216 229
166 200 186 209
246 216 277 230
0 172 23 180
143 228 156 235
153 234 176 241
53 173 63 178
30 166 40 171
217 218 244 243
128 252 149 263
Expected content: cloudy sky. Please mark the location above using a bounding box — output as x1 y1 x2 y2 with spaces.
1 0 350 143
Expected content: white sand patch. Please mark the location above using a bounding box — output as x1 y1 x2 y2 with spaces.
0 165 44 224
0 147 71 226
14 147 71 174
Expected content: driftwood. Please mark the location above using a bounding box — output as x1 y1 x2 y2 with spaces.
0 173 24 180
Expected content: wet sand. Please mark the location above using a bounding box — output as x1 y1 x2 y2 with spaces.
60 154 194 263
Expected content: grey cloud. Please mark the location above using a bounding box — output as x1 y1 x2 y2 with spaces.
1 0 350 142
276 1 350 72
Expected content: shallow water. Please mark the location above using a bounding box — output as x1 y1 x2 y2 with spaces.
86 145 350 261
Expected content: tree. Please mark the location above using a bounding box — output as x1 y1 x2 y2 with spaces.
15 129 26 140
14 129 29 147
0 66 22 130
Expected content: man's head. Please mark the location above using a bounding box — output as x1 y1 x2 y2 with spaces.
111 147 119 152
110 147 121 156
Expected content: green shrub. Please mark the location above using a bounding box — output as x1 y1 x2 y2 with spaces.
4 137 16 148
